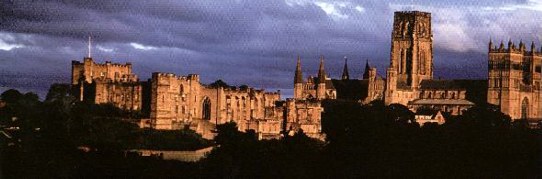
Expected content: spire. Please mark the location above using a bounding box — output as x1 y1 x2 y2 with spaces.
341 56 350 80
531 41 536 52
88 35 92 58
317 55 326 84
499 40 504 50
294 56 303 84
489 38 493 51
508 38 513 50
363 59 371 79
519 39 525 51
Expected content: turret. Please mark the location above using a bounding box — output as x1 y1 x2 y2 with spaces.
508 39 513 50
489 38 493 51
316 55 327 99
294 56 303 84
499 40 505 50
362 60 371 79
294 56 304 99
317 55 326 84
341 56 350 80
519 40 525 51
531 41 536 53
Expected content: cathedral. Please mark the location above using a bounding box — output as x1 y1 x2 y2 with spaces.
295 11 540 126
71 10 541 140
295 11 484 117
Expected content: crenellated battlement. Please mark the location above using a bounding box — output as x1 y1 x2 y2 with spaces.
395 11 431 18
152 72 200 82
488 39 542 56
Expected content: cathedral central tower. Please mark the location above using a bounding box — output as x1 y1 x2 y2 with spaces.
389 11 433 88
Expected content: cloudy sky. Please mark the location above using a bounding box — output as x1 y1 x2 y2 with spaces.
1 0 542 98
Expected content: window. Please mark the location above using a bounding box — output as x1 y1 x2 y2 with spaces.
202 98 211 120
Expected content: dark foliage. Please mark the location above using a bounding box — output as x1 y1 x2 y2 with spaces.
1 88 541 178
0 88 211 178
137 129 212 150
320 100 541 178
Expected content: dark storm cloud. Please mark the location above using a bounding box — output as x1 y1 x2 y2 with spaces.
1 0 540 98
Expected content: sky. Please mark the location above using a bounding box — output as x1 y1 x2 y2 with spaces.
1 0 542 98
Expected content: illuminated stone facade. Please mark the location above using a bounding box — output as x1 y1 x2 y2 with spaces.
487 39 542 120
384 11 478 115
294 11 479 117
72 58 323 140
71 58 144 111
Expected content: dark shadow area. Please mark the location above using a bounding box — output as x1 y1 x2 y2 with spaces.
1 88 540 178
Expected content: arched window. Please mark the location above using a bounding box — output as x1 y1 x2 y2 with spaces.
202 97 211 120
179 84 184 94
521 97 529 119
428 92 432 99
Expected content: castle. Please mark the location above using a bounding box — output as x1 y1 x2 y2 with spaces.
71 10 541 139
72 58 323 139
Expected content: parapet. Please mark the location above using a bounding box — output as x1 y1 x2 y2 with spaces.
489 39 542 56
152 72 192 81
395 11 431 17
74 57 133 68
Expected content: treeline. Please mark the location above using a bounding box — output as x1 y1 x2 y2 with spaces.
0 86 211 178
1 85 541 178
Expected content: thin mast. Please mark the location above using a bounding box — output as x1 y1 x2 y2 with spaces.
88 36 91 58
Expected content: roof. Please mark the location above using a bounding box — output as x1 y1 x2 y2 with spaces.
419 80 465 90
420 79 488 104
408 99 475 106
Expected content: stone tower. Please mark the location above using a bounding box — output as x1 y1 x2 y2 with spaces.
389 11 433 88
316 56 327 99
294 56 304 99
